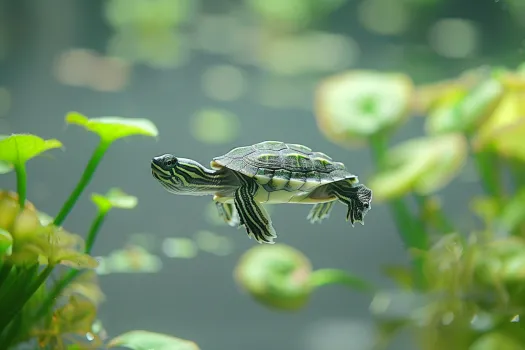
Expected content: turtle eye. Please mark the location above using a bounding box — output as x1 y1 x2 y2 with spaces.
165 157 177 167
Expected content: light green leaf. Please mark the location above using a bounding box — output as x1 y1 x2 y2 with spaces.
469 331 524 350
315 70 414 145
0 136 13 174
91 188 138 212
473 91 525 151
0 228 13 256
369 134 468 201
66 111 158 143
425 78 504 135
108 330 200 350
36 210 54 226
0 134 62 166
0 161 12 174
234 244 313 311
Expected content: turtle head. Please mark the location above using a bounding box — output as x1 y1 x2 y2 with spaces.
152 154 178 172
151 154 227 195
151 154 185 194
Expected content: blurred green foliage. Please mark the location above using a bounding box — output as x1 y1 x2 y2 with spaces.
0 114 200 349
234 64 525 349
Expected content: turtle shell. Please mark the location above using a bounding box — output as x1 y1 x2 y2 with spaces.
211 141 358 193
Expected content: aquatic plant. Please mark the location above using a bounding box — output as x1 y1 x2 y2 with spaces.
234 63 525 349
0 112 200 349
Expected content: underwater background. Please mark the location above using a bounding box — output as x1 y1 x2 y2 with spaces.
1 0 524 349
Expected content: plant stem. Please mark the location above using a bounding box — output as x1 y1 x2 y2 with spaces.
14 163 27 209
369 133 428 289
85 209 108 254
310 269 375 292
0 264 54 337
53 140 111 227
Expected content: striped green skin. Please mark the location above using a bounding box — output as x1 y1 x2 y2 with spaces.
151 141 372 244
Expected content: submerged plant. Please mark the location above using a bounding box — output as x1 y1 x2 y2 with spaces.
234 63 525 349
0 112 200 349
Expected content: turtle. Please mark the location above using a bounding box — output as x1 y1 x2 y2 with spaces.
150 141 372 244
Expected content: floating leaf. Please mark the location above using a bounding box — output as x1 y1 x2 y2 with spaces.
0 228 12 256
0 134 62 166
108 330 200 350
91 188 138 212
234 244 312 311
189 108 240 145
315 70 413 145
369 134 468 201
66 111 158 143
425 78 504 135
162 237 198 259
96 245 162 275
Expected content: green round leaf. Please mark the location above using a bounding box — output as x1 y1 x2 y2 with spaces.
66 111 158 143
91 188 138 212
315 70 414 145
108 330 200 350
234 244 313 311
0 134 62 166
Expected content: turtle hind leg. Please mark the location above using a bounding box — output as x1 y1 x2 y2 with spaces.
307 202 334 224
331 183 373 226
215 202 240 227
233 180 277 244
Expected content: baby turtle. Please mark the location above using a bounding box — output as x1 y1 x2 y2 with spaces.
151 141 372 244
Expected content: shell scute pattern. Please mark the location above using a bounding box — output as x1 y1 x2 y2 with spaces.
213 141 358 192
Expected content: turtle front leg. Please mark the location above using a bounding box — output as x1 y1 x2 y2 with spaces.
215 202 240 227
234 180 277 244
331 183 373 226
307 201 334 224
